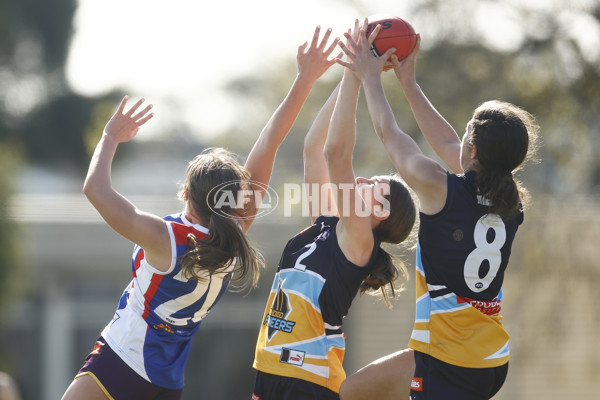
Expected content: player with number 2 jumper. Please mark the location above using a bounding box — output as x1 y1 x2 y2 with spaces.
252 21 416 400
337 21 539 400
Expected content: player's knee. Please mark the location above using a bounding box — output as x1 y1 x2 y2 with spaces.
339 380 351 400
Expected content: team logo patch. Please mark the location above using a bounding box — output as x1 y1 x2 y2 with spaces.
453 229 464 241
411 377 423 391
251 394 260 400
280 348 305 366
315 229 330 241
265 281 296 341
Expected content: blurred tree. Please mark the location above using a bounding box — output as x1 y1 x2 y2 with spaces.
406 0 600 194
0 146 22 311
220 0 600 196
0 0 118 379
0 0 120 170
0 144 24 377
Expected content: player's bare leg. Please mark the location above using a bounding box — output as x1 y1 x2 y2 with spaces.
61 374 109 400
339 348 415 400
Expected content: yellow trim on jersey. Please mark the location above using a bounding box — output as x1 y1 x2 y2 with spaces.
409 307 510 368
409 271 510 368
75 371 115 400
253 291 346 392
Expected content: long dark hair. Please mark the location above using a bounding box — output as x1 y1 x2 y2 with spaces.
469 100 540 219
177 148 263 292
362 175 417 307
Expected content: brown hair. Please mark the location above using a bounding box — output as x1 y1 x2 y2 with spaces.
177 148 263 292
362 175 417 307
469 100 540 219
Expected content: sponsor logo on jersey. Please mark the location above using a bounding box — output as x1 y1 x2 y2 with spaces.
411 377 423 391
457 296 502 316
280 348 305 366
265 282 296 340
153 323 174 334
315 230 330 241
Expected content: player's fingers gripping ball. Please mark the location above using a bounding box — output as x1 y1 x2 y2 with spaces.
366 15 417 71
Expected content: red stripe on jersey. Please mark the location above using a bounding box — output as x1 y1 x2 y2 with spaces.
169 222 210 246
142 273 164 320
133 249 145 277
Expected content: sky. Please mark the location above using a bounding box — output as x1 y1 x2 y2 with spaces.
65 0 599 139
65 0 389 138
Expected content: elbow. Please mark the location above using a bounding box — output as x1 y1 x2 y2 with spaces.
371 120 389 141
373 125 385 141
303 132 313 149
82 178 96 203
82 178 92 198
373 121 400 146
303 135 321 160
323 142 352 165
82 176 103 205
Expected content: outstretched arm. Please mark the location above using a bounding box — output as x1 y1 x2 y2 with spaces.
338 26 447 215
390 36 462 174
83 97 173 271
242 25 340 231
323 20 378 267
303 83 340 223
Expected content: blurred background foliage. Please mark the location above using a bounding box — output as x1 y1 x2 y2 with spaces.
0 0 599 398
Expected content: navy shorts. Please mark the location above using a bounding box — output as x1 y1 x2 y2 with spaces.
410 351 508 400
76 336 183 400
252 370 340 400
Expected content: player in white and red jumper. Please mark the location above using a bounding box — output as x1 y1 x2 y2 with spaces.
61 25 341 400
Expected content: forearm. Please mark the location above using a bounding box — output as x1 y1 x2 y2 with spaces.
324 72 360 161
253 73 314 154
82 134 140 232
401 82 461 153
325 71 374 264
362 74 425 180
362 75 400 144
245 73 314 189
303 83 340 155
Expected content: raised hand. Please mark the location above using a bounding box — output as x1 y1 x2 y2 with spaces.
296 25 341 83
390 34 421 88
104 96 154 143
337 18 393 81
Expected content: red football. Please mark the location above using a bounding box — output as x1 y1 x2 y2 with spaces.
366 15 417 69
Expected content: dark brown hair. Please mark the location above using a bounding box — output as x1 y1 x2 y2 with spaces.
177 148 263 292
362 175 417 307
469 100 540 219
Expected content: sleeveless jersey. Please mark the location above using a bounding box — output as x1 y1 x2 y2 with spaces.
408 171 523 368
101 212 232 389
253 215 377 393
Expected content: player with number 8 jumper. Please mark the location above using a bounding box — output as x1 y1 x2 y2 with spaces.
61 25 343 400
336 19 539 400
